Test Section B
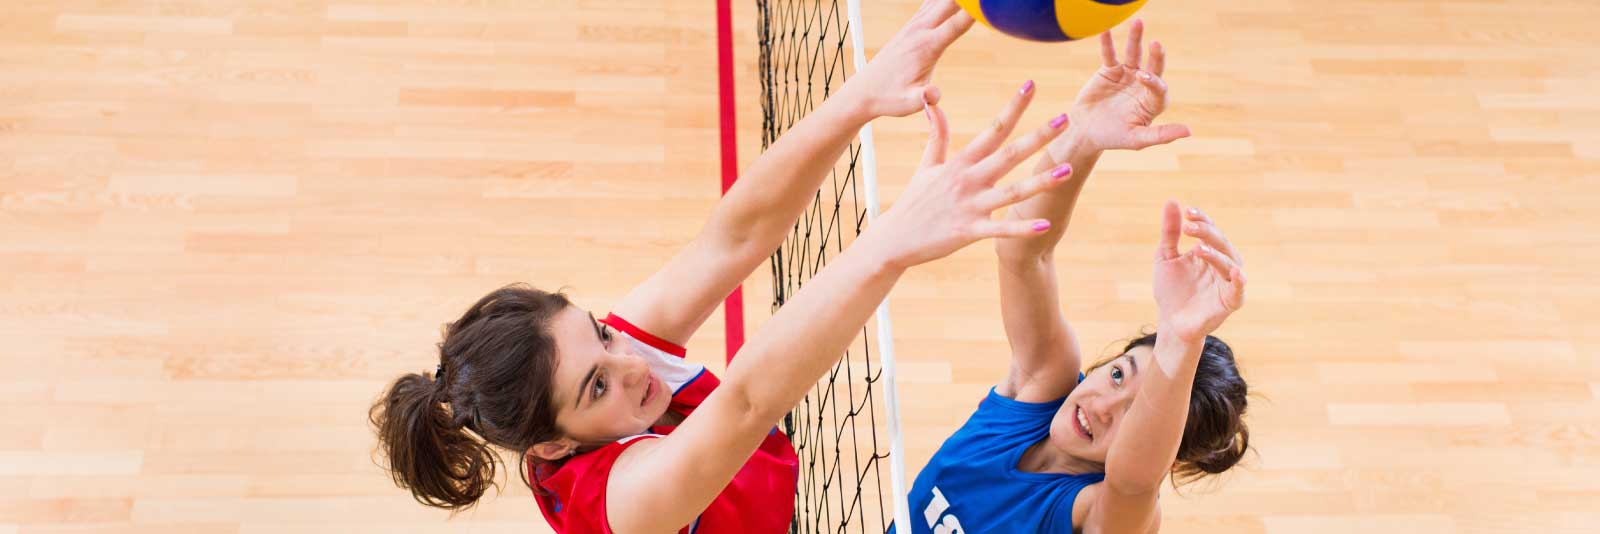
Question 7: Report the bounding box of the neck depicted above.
[1018,436,1103,475]
[653,409,685,428]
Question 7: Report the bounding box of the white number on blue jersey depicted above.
[924,487,965,534]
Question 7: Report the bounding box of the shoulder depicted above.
[1000,366,1084,404]
[970,387,1065,427]
[923,389,1061,470]
[536,435,663,533]
[1073,482,1101,530]
[601,435,675,531]
[604,434,666,493]
[563,434,664,492]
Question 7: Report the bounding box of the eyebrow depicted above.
[573,313,603,409]
[1124,353,1139,377]
[575,364,598,409]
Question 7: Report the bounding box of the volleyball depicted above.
[955,0,1149,42]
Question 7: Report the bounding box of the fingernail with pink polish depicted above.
[1051,163,1072,179]
[1033,221,1052,232]
[1019,80,1034,96]
[1049,114,1068,129]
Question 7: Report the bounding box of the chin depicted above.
[644,400,670,421]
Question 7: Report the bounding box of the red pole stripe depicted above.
[715,0,745,365]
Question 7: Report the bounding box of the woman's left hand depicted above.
[846,0,974,118]
[1153,201,1246,343]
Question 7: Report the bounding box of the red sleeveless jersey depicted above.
[532,313,798,533]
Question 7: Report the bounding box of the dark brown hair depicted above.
[369,284,570,510]
[1100,332,1250,486]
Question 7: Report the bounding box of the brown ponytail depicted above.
[369,284,571,510]
[369,372,501,509]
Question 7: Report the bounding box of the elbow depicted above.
[706,216,754,253]
[721,380,788,433]
[710,217,782,266]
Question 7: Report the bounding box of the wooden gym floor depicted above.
[1,1,1597,532]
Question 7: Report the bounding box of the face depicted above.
[1045,344,1154,466]
[543,305,672,456]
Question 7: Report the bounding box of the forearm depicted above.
[991,133,1103,395]
[721,227,904,425]
[990,134,1098,393]
[995,132,1101,261]
[630,232,902,531]
[704,82,873,254]
[1105,333,1204,495]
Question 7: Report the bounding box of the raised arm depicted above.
[1093,201,1246,533]
[608,92,1073,533]
[995,21,1191,402]
[610,0,976,346]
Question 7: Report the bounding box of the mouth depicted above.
[1072,406,1094,441]
[641,375,657,407]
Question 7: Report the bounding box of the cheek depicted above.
[609,397,640,422]
[616,396,654,427]
[1046,411,1075,446]
[584,404,630,439]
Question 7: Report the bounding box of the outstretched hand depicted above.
[1153,201,1246,342]
[1054,19,1191,158]
[872,82,1076,269]
[846,0,975,118]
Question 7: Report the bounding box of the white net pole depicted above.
[843,1,912,532]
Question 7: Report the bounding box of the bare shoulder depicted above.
[604,437,669,532]
[609,435,665,474]
[1071,482,1101,529]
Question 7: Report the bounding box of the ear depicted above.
[529,438,578,462]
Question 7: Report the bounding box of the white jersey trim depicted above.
[617,328,706,393]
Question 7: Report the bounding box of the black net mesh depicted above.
[758,1,893,533]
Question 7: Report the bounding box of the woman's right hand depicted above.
[871,83,1075,269]
[1152,201,1247,342]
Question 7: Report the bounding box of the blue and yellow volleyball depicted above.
[955,0,1148,42]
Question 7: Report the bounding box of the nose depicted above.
[1087,396,1115,428]
[622,353,649,388]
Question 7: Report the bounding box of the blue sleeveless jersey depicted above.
[896,384,1104,534]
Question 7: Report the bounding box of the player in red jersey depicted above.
[370,2,1078,532]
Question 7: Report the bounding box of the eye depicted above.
[600,325,613,345]
[592,373,607,399]
[1110,366,1124,387]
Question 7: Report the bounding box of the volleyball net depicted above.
[756,0,908,532]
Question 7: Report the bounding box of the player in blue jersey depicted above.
[903,21,1251,534]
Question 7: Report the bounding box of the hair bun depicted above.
[1195,426,1248,475]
